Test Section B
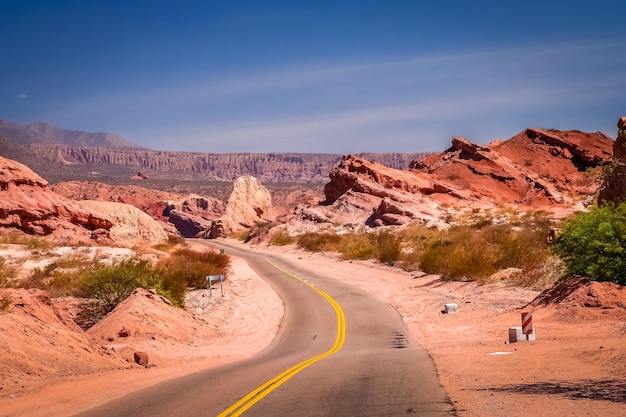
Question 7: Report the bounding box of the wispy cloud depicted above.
[16,92,28,99]
[158,83,611,152]
[44,40,626,152]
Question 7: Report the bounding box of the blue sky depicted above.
[1,1,625,153]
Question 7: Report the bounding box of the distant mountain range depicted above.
[0,120,142,149]
[0,120,431,184]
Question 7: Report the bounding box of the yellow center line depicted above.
[217,258,346,417]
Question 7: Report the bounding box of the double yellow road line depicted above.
[217,259,346,417]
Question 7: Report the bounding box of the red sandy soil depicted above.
[1,240,625,417]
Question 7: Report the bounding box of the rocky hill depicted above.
[0,155,168,244]
[296,128,614,229]
[0,120,141,149]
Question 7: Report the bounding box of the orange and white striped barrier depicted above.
[508,312,536,343]
[522,312,533,335]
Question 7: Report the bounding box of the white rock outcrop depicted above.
[206,176,272,238]
[82,200,168,243]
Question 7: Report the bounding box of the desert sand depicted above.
[1,239,625,417]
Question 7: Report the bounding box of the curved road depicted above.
[72,241,452,417]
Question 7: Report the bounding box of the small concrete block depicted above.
[444,303,458,314]
[526,327,536,341]
[508,327,525,343]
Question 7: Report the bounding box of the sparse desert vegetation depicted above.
[0,235,230,327]
[278,209,559,290]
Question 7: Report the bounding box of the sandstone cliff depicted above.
[309,128,613,228]
[81,201,168,244]
[0,156,113,241]
[51,181,180,222]
[598,117,626,204]
[164,195,225,237]
[0,119,431,183]
[206,176,273,238]
[25,143,428,183]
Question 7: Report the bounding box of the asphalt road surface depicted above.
[72,241,452,417]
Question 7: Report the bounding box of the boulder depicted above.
[82,200,168,244]
[133,351,149,366]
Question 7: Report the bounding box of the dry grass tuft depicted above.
[269,230,294,246]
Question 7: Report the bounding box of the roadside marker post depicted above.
[206,275,225,297]
[521,312,533,334]
[508,312,536,343]
[443,303,458,314]
[521,312,535,341]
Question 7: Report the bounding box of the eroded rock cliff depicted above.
[312,128,613,227]
[164,195,225,237]
[26,144,428,183]
[598,117,626,204]
[205,176,273,238]
[0,156,113,241]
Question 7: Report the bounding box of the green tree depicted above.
[552,203,626,285]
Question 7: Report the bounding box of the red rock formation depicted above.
[317,129,613,227]
[51,181,179,222]
[598,117,626,204]
[0,156,113,240]
[164,195,225,237]
[52,181,229,238]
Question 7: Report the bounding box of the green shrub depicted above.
[35,252,98,296]
[552,203,626,284]
[79,259,164,311]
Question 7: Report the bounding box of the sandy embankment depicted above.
[2,240,625,417]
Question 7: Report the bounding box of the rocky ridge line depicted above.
[26,143,430,183]
[301,128,613,228]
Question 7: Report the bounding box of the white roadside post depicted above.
[443,303,458,314]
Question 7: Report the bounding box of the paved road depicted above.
[72,241,452,417]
